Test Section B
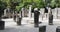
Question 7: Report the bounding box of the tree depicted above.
[16,0,32,11]
[0,0,7,17]
[32,0,45,8]
[1,0,20,11]
[50,0,60,8]
[50,0,56,9]
[16,0,46,11]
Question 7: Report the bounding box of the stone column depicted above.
[31,12,33,18]
[4,9,7,16]
[52,9,55,19]
[55,8,58,19]
[40,8,45,20]
[40,8,45,14]
[12,11,14,18]
[48,7,51,14]
[21,8,24,17]
[19,11,22,18]
[7,8,11,18]
[29,5,32,18]
[49,11,53,25]
[57,8,60,19]
[17,11,22,25]
[48,7,51,19]
[34,8,40,27]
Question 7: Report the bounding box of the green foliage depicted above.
[0,0,7,16]
[0,0,7,10]
[50,0,56,8]
[3,0,60,11]
[50,0,60,8]
[32,0,45,8]
[16,0,46,11]
[55,0,60,7]
[0,0,46,11]
[16,0,32,11]
[1,0,20,11]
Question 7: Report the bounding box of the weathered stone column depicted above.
[29,5,32,18]
[55,8,58,19]
[48,7,51,19]
[49,11,53,25]
[17,11,22,25]
[7,8,11,18]
[0,8,5,30]
[40,8,45,20]
[57,8,60,19]
[34,8,40,27]
[21,8,24,17]
[48,7,51,14]
[4,9,7,16]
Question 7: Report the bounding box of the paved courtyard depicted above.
[0,18,60,32]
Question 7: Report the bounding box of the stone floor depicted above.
[0,18,60,32]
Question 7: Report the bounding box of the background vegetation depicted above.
[0,0,60,11]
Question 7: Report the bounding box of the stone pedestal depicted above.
[56,26,60,32]
[17,18,22,25]
[39,26,46,32]
[49,14,53,25]
[0,21,5,30]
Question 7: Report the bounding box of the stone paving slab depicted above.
[1,18,60,32]
[0,21,39,32]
